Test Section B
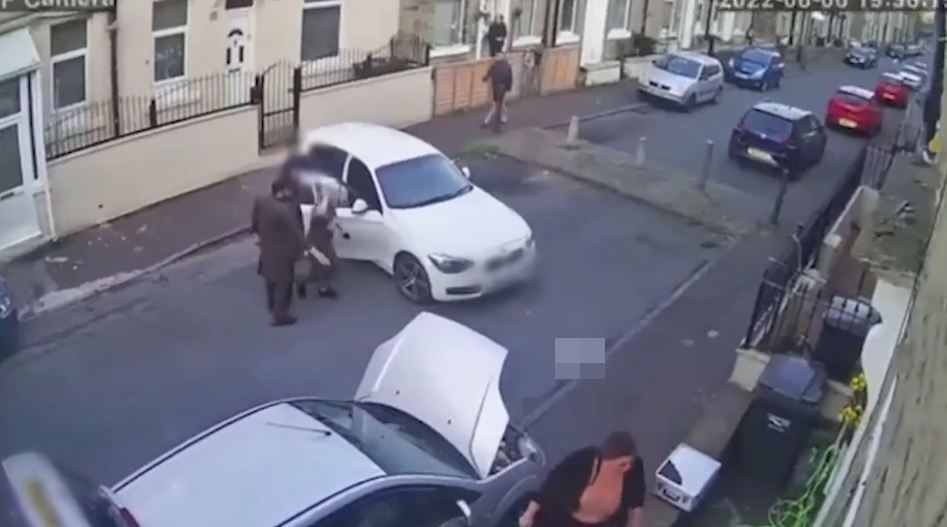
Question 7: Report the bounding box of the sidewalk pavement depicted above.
[0,82,644,319]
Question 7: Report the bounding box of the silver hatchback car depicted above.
[3,313,545,527]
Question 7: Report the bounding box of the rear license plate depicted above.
[746,147,773,163]
[838,118,857,128]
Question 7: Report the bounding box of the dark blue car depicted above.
[0,275,19,361]
[728,47,785,91]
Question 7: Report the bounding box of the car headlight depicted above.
[751,69,765,79]
[428,254,474,274]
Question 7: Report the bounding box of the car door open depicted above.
[335,156,391,264]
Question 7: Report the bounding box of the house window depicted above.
[301,0,341,61]
[513,0,539,38]
[0,78,19,118]
[50,19,87,110]
[559,0,577,32]
[432,0,465,47]
[607,0,632,32]
[153,0,188,83]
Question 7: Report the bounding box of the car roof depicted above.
[301,122,441,170]
[670,50,720,65]
[837,85,875,100]
[113,401,386,527]
[742,46,780,56]
[751,101,811,121]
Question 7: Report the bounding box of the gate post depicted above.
[255,73,265,152]
[292,66,302,136]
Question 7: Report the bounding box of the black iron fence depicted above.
[742,143,871,348]
[300,32,430,92]
[45,71,255,160]
[45,33,431,159]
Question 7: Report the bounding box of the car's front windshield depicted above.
[375,154,473,209]
[655,55,701,79]
[291,400,478,479]
[742,49,773,66]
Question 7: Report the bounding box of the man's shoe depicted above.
[318,287,338,299]
[272,315,298,327]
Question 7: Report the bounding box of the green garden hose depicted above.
[748,442,842,527]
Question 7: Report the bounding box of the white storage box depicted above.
[654,443,721,512]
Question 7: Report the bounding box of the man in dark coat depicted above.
[486,15,508,57]
[482,51,513,130]
[251,178,308,326]
[296,177,340,300]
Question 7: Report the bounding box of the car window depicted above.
[346,157,382,212]
[375,154,473,209]
[836,92,870,105]
[742,49,773,66]
[303,145,348,182]
[741,109,794,142]
[315,487,474,527]
[291,400,478,479]
[654,54,701,79]
[703,64,720,77]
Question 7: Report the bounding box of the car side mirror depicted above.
[352,199,369,214]
[460,166,472,179]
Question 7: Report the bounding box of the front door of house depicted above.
[0,75,40,251]
[225,0,254,73]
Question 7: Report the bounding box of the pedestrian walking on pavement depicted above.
[251,178,309,327]
[482,51,513,131]
[296,176,340,300]
[487,15,508,57]
[519,431,646,527]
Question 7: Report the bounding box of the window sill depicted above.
[557,32,580,45]
[512,35,542,48]
[429,44,471,58]
[607,29,632,40]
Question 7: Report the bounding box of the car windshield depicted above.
[742,49,773,66]
[742,109,794,142]
[375,154,473,209]
[655,55,702,79]
[291,400,478,479]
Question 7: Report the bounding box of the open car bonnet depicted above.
[354,312,510,479]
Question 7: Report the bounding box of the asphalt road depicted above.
[0,55,914,495]
[578,55,911,227]
[0,156,722,485]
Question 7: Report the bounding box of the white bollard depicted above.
[566,115,580,144]
[635,137,647,168]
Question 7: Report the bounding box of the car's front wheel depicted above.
[394,253,433,304]
[711,87,723,104]
[684,94,697,111]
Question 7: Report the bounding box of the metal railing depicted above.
[742,143,870,348]
[45,70,255,160]
[300,32,430,92]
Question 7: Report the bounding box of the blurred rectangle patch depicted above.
[555,338,606,379]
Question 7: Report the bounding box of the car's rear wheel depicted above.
[394,253,433,304]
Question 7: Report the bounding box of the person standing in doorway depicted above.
[518,431,647,527]
[487,15,508,57]
[251,178,309,327]
[482,51,513,131]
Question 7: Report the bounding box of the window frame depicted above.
[428,0,469,56]
[344,155,383,213]
[557,0,580,43]
[49,18,89,112]
[606,0,633,39]
[300,0,342,65]
[152,0,190,86]
[512,0,542,47]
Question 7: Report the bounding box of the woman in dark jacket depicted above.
[521,432,646,527]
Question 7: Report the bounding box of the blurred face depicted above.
[602,455,634,473]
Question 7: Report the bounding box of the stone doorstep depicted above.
[482,127,760,237]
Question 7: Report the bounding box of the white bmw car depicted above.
[296,123,536,303]
[3,313,546,527]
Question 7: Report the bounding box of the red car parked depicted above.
[826,85,883,135]
[874,73,909,108]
